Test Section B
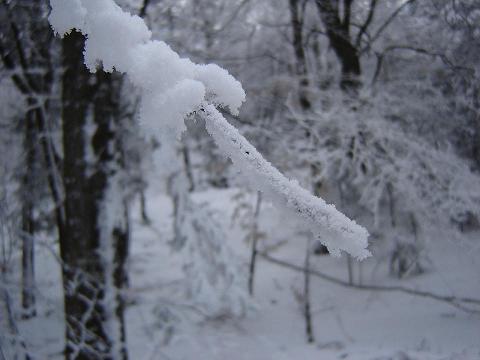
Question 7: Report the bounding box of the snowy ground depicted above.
[7,186,480,360]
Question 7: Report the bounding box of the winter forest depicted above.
[0,0,480,359]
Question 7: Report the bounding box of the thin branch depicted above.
[304,239,314,343]
[371,51,384,85]
[355,0,377,49]
[362,0,416,54]
[371,44,475,85]
[138,0,151,18]
[258,251,480,314]
[0,39,31,94]
[213,0,250,36]
[248,191,262,296]
[383,45,472,71]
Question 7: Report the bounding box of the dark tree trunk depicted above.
[21,109,36,319]
[248,192,262,296]
[304,238,314,343]
[60,31,128,360]
[289,0,311,109]
[182,145,195,192]
[139,0,151,18]
[140,189,150,225]
[1,5,128,357]
[314,0,361,91]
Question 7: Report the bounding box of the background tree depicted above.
[0,0,58,319]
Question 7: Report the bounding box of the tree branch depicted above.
[362,0,416,54]
[355,0,377,49]
[258,251,480,314]
[138,0,151,18]
[371,44,475,85]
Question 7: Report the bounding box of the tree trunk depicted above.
[314,0,361,91]
[304,238,314,343]
[140,189,150,225]
[289,0,311,109]
[21,108,36,319]
[248,191,262,296]
[60,31,128,360]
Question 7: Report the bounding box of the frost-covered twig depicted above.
[201,105,369,258]
[48,0,369,258]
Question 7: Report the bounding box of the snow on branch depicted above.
[202,105,369,258]
[48,0,370,259]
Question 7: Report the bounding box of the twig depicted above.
[138,0,151,18]
[371,45,474,85]
[258,251,480,314]
[362,0,417,54]
[355,0,377,49]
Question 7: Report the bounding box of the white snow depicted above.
[6,186,480,359]
[139,79,205,142]
[124,187,480,360]
[193,64,245,115]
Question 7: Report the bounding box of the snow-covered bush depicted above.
[301,90,480,264]
[181,197,248,318]
[166,153,248,318]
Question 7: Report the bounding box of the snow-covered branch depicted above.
[48,0,369,259]
[201,105,369,258]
